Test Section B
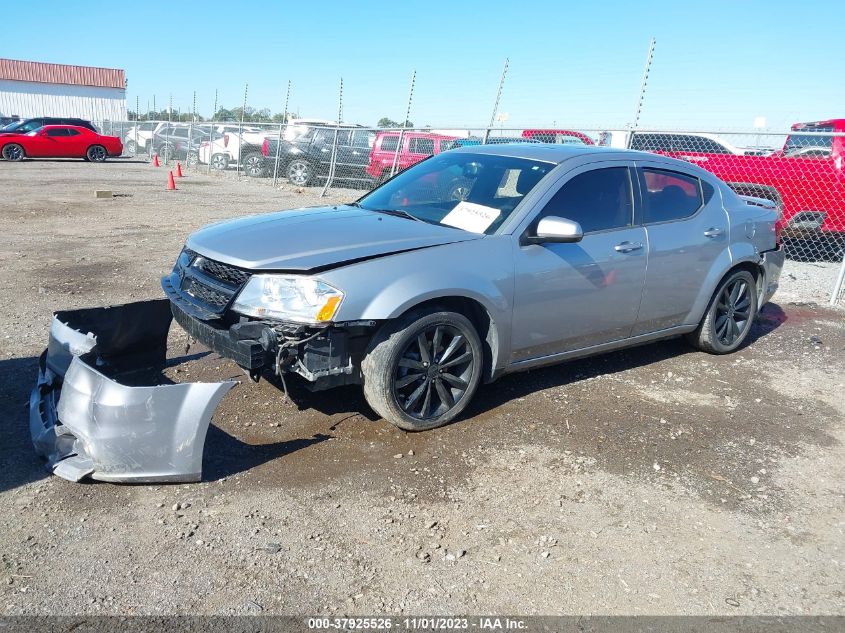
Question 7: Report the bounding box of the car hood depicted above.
[185,205,482,272]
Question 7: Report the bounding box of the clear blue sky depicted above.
[3,0,842,130]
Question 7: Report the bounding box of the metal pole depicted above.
[389,70,416,178]
[272,80,291,188]
[207,89,218,175]
[830,255,845,305]
[489,58,509,129]
[134,96,139,157]
[236,83,248,181]
[320,78,343,197]
[629,37,656,148]
[165,94,172,165]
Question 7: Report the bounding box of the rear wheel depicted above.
[86,145,107,162]
[2,143,24,161]
[362,310,483,431]
[125,140,137,155]
[187,151,199,167]
[687,270,758,354]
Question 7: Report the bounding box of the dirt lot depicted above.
[0,159,843,616]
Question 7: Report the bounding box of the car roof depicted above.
[376,130,454,140]
[446,142,714,171]
[38,124,92,132]
[447,142,618,162]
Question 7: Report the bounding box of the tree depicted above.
[377,117,414,128]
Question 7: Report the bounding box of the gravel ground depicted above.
[0,159,843,616]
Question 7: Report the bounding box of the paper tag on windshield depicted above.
[440,201,501,233]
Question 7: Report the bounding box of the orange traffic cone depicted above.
[176,162,183,177]
[153,153,160,167]
[166,171,177,191]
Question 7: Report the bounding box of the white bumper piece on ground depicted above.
[29,299,236,483]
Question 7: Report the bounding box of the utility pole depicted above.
[630,38,656,142]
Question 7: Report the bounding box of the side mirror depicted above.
[526,216,584,244]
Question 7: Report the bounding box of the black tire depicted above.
[287,159,312,186]
[210,153,229,170]
[86,145,107,162]
[242,151,267,178]
[687,270,758,354]
[187,151,199,167]
[159,143,176,162]
[125,140,137,155]
[362,309,483,431]
[2,143,25,161]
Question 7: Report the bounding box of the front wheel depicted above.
[86,145,107,162]
[687,270,758,354]
[242,152,267,177]
[362,310,483,431]
[187,151,199,167]
[2,143,25,161]
[125,140,137,155]
[287,159,312,186]
[210,153,229,170]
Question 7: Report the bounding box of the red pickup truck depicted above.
[648,119,845,258]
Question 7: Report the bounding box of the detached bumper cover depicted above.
[29,299,235,483]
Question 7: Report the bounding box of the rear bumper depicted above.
[760,246,785,305]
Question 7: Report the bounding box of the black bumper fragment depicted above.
[170,301,267,370]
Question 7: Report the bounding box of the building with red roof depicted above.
[0,58,127,121]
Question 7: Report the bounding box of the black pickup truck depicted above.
[259,125,375,187]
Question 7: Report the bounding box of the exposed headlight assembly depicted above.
[232,275,344,324]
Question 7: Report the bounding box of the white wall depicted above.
[0,80,127,120]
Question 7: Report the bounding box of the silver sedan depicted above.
[163,144,784,430]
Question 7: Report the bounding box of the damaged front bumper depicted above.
[30,299,235,483]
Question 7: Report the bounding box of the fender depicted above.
[321,237,515,372]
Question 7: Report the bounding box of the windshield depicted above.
[784,127,833,157]
[358,152,555,235]
[8,120,49,134]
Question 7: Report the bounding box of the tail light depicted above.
[223,133,229,148]
[200,141,209,148]
[262,138,269,157]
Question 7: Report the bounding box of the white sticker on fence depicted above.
[441,201,501,233]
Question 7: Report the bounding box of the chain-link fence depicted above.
[92,119,845,304]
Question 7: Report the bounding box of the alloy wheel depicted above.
[88,146,106,162]
[288,160,310,185]
[3,144,23,161]
[714,278,752,346]
[392,324,474,421]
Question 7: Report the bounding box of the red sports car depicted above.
[0,125,123,162]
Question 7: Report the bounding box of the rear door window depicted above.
[409,138,435,155]
[640,168,703,224]
[379,136,400,152]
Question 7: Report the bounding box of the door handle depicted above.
[703,228,724,238]
[614,241,643,253]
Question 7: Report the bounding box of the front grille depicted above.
[184,249,251,287]
[182,278,230,308]
[172,248,253,316]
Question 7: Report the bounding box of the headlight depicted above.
[232,275,343,324]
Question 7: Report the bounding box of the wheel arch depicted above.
[685,248,765,326]
[384,295,500,383]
